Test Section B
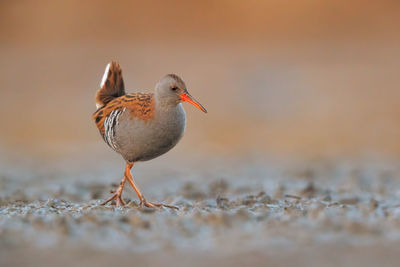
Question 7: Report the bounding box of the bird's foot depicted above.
[139,198,178,210]
[101,178,127,206]
[101,192,126,206]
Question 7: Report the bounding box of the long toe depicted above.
[101,194,117,205]
[101,193,126,207]
[116,196,126,206]
[141,199,178,210]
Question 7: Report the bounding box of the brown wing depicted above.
[92,93,155,136]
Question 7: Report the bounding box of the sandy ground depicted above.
[1,152,400,266]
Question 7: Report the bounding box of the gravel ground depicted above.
[1,155,400,266]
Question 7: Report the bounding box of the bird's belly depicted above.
[115,105,186,162]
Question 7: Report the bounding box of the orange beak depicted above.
[180,93,207,113]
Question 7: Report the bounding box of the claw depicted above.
[139,197,179,210]
[101,192,125,206]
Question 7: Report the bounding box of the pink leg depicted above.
[102,175,127,206]
[124,162,178,210]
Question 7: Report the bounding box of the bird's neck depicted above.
[155,95,180,112]
[154,102,186,126]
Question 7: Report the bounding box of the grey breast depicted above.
[114,103,186,162]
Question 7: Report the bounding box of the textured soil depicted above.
[1,155,400,266]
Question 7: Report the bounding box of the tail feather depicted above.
[95,61,125,109]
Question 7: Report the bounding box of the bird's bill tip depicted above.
[180,93,207,113]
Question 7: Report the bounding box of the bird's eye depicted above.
[171,86,178,91]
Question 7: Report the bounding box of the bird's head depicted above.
[155,74,207,113]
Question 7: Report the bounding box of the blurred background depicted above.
[2,1,400,266]
[1,0,399,161]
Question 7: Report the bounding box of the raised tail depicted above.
[95,61,126,109]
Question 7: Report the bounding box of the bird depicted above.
[92,61,207,209]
